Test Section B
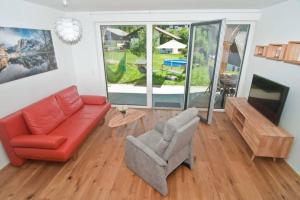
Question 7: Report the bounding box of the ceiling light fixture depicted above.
[54,0,82,45]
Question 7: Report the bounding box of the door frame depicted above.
[184,19,226,124]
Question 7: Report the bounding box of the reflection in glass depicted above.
[217,24,250,108]
[188,23,221,115]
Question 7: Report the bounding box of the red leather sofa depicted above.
[0,86,111,166]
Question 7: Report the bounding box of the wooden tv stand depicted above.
[225,97,294,161]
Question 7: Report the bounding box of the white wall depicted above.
[67,10,261,96]
[241,0,300,174]
[0,0,76,169]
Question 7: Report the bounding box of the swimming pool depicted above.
[163,59,187,67]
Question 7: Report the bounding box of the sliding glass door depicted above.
[100,25,147,106]
[185,20,225,123]
[99,21,249,119]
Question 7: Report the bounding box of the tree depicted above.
[129,28,146,57]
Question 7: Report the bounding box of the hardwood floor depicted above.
[0,109,299,200]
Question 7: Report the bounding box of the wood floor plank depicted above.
[0,109,299,200]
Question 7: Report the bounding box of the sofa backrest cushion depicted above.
[55,86,83,117]
[22,95,66,135]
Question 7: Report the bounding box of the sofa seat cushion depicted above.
[55,86,84,117]
[14,104,111,161]
[11,135,67,149]
[22,96,66,135]
[72,104,111,120]
[14,117,97,161]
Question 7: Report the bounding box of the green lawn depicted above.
[104,51,211,87]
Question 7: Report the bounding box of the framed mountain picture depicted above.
[0,27,58,84]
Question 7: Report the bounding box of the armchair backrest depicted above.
[161,108,199,160]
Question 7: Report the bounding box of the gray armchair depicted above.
[125,108,199,196]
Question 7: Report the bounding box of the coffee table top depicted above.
[108,109,146,128]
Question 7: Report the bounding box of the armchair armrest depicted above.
[125,135,167,167]
[11,135,67,149]
[81,95,107,105]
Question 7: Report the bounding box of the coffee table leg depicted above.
[140,117,146,132]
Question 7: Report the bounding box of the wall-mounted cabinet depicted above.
[284,41,300,65]
[255,41,300,66]
[265,44,287,60]
[254,45,268,57]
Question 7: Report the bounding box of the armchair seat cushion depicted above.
[11,135,67,149]
[138,130,169,156]
[154,121,165,133]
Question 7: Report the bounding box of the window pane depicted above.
[152,24,189,108]
[100,25,147,106]
[216,24,250,109]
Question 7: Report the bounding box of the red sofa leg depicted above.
[10,157,27,167]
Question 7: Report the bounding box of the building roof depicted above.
[154,27,181,40]
[156,39,187,49]
[106,28,129,37]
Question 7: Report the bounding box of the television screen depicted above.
[248,74,289,125]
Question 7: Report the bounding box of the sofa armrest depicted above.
[81,95,107,105]
[154,121,166,134]
[11,135,67,149]
[125,135,167,167]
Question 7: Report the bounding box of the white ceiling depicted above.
[25,0,286,12]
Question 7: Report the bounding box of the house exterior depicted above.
[156,39,187,54]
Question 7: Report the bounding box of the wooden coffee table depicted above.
[108,109,146,139]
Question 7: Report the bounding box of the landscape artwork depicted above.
[0,27,57,84]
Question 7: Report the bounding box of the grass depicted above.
[104,51,215,87]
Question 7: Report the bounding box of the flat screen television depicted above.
[248,74,289,125]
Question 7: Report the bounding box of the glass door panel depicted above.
[185,20,225,123]
[152,24,190,108]
[100,25,147,106]
[216,24,250,108]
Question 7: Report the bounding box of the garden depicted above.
[104,51,211,87]
[102,25,212,88]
